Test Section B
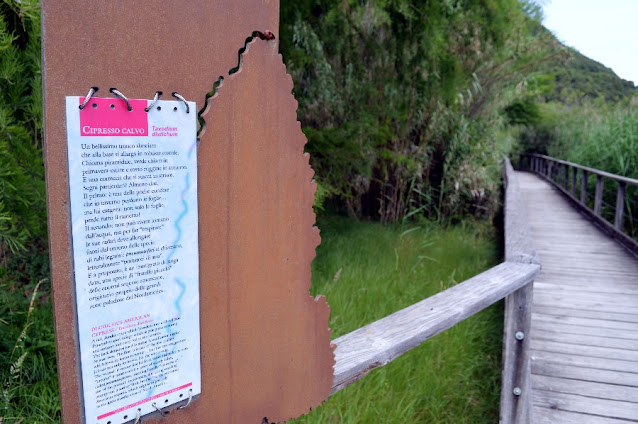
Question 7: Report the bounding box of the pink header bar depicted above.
[79,97,148,137]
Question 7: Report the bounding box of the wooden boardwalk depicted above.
[517,171,638,423]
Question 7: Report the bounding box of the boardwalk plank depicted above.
[532,359,638,387]
[531,338,638,361]
[533,406,638,424]
[533,295,638,315]
[532,374,638,403]
[532,313,638,331]
[531,320,638,341]
[517,171,638,422]
[532,305,638,324]
[533,330,638,350]
[534,292,638,309]
[533,389,638,421]
[530,350,638,373]
[533,281,638,297]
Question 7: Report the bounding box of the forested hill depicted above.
[510,26,638,180]
[544,45,637,104]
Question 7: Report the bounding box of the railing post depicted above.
[500,282,534,424]
[615,181,626,231]
[536,158,540,175]
[563,164,569,190]
[594,175,604,216]
[536,157,540,174]
[580,170,588,205]
[571,166,577,196]
[547,161,553,181]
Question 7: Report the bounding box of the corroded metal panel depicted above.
[42,1,334,422]
[193,39,334,423]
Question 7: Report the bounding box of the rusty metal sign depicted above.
[42,1,334,422]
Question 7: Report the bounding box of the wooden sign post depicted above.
[42,1,335,422]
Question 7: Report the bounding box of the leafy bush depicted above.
[0,0,47,264]
[281,0,555,222]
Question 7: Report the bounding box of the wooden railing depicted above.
[329,158,540,424]
[520,154,638,255]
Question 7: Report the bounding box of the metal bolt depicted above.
[513,387,522,396]
[515,331,525,341]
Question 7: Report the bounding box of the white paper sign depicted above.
[66,96,201,423]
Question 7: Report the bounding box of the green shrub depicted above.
[281,0,555,222]
[0,0,46,264]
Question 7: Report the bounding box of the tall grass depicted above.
[0,278,60,423]
[0,216,502,423]
[544,102,638,238]
[294,216,502,423]
[547,103,638,179]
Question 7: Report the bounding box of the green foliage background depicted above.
[3,0,637,421]
[280,0,556,222]
[0,0,563,259]
[0,0,46,260]
[1,4,56,421]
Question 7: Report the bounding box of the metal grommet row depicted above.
[171,92,189,114]
[133,408,141,424]
[178,389,193,409]
[113,389,193,423]
[78,87,190,113]
[144,91,163,112]
[152,402,168,416]
[79,86,98,110]
[109,88,132,111]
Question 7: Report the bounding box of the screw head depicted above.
[515,331,525,341]
[513,387,522,396]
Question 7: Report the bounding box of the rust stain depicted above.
[194,39,334,423]
[42,1,334,423]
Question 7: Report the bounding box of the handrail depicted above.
[522,153,638,186]
[527,154,638,187]
[331,262,539,393]
[520,153,638,255]
[499,158,539,424]
[503,158,540,265]
[327,159,539,424]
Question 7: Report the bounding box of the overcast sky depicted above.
[542,0,638,85]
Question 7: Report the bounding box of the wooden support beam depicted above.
[615,181,626,231]
[500,283,534,424]
[581,170,588,205]
[594,175,604,216]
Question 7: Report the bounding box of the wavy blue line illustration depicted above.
[146,169,191,397]
[187,138,197,159]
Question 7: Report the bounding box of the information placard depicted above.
[66,96,201,423]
